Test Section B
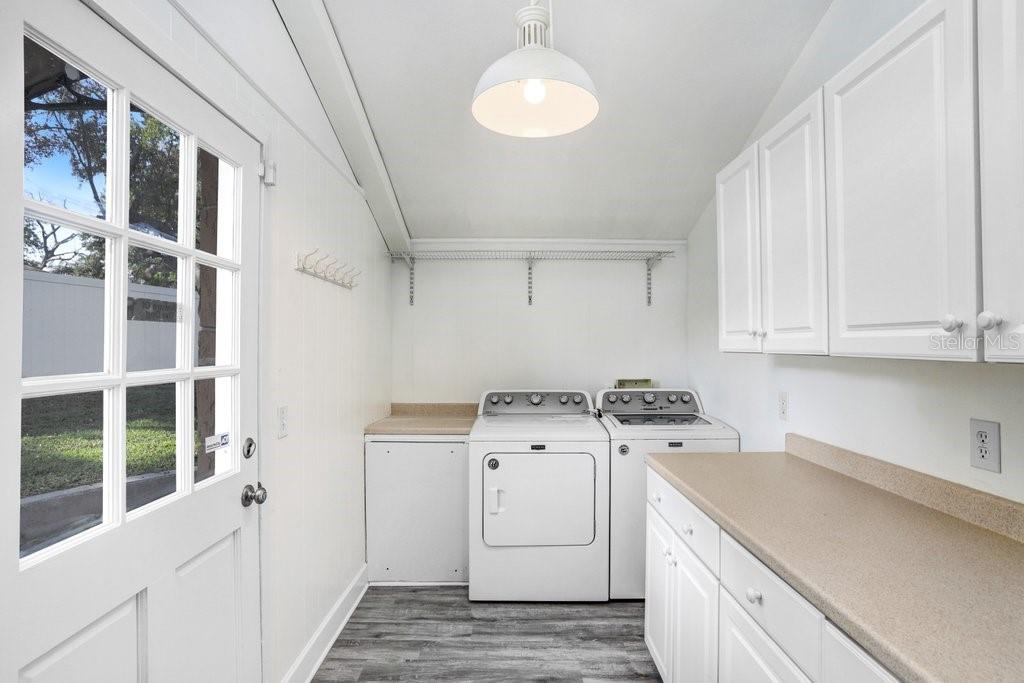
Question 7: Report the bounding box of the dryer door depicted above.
[482,452,595,547]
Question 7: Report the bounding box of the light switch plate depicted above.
[970,418,1000,473]
[277,405,289,439]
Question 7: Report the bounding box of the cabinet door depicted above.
[978,0,1024,362]
[719,589,811,683]
[671,537,718,683]
[822,622,897,683]
[717,143,763,352]
[824,0,980,360]
[644,504,674,681]
[759,90,828,355]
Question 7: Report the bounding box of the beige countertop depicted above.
[648,444,1024,683]
[364,403,476,436]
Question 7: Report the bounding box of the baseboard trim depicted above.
[283,563,368,683]
[369,581,468,587]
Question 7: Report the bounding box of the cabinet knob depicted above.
[745,588,763,604]
[682,524,694,536]
[940,314,964,333]
[653,493,662,503]
[758,330,767,338]
[749,329,758,337]
[977,311,1003,331]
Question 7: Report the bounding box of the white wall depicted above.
[80,0,392,679]
[686,0,1024,504]
[392,239,687,402]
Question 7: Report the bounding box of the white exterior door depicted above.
[824,0,979,361]
[671,537,718,683]
[2,0,263,680]
[759,90,828,355]
[644,505,674,682]
[977,0,1024,363]
[716,143,763,352]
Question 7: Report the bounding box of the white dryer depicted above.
[597,388,738,599]
[468,390,609,602]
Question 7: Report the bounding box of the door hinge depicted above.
[258,161,277,187]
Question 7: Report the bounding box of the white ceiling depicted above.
[324,0,830,240]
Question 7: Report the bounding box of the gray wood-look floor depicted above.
[312,586,659,682]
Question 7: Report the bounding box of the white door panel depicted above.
[672,537,719,683]
[482,452,595,547]
[644,504,674,682]
[824,0,979,360]
[719,589,811,683]
[717,143,762,352]
[978,0,1024,362]
[760,90,828,355]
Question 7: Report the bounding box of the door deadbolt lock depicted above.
[241,482,268,507]
[243,437,257,459]
[487,458,500,470]
[618,444,630,455]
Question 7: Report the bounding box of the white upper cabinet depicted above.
[759,90,828,355]
[977,0,1024,363]
[716,144,762,352]
[824,0,980,360]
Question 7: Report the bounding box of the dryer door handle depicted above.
[487,487,505,514]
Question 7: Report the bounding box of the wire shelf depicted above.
[389,249,674,262]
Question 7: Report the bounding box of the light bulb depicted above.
[522,79,547,104]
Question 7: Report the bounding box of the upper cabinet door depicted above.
[824,0,980,360]
[978,0,1024,363]
[759,91,828,355]
[717,144,763,352]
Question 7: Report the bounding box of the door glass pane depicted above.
[126,383,177,512]
[21,391,104,557]
[127,246,178,372]
[195,265,232,367]
[23,37,109,219]
[196,147,235,257]
[129,106,180,242]
[23,217,106,377]
[194,377,232,485]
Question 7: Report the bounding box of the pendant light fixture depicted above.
[472,0,599,138]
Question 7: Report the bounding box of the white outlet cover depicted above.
[970,418,1000,473]
[277,405,289,439]
[778,391,789,422]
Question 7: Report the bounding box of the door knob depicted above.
[241,482,268,507]
[940,314,964,333]
[977,311,1003,331]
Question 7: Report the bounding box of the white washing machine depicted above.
[468,390,610,602]
[597,388,739,599]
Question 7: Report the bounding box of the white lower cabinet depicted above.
[645,466,896,682]
[719,588,810,683]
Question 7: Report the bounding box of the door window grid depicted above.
[20,32,244,564]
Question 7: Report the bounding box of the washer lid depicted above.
[600,412,738,441]
[470,414,609,442]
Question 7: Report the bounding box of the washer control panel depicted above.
[480,390,593,415]
[598,389,702,414]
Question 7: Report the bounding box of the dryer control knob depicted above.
[607,394,617,403]
[667,394,678,403]
[681,393,692,403]
[489,395,500,404]
[503,394,513,404]
[572,394,583,404]
[559,394,569,404]
[620,394,632,403]
[643,392,656,404]
[529,393,543,406]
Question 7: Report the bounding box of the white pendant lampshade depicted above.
[472,3,598,138]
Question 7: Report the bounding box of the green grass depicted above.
[21,386,177,497]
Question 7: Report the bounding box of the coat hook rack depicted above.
[295,248,360,289]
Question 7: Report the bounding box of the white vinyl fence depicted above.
[23,270,177,376]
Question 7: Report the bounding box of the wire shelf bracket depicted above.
[389,248,674,306]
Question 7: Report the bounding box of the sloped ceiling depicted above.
[323,0,830,239]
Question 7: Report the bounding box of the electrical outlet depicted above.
[778,391,789,422]
[970,418,1000,473]
[277,405,289,439]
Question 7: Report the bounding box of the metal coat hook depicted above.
[295,249,359,289]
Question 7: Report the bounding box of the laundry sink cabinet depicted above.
[644,468,895,683]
